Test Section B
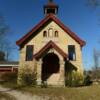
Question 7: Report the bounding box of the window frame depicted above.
[55,31,59,37]
[43,31,47,37]
[47,8,56,14]
[48,28,53,37]
[68,45,76,61]
[26,45,34,61]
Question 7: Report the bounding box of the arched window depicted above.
[43,31,47,37]
[55,31,58,37]
[48,28,53,37]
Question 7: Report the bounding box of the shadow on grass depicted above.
[0,92,16,100]
[0,81,28,92]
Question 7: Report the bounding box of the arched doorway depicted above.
[42,53,60,82]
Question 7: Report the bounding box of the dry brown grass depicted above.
[0,92,16,100]
[0,78,100,100]
[18,85,100,100]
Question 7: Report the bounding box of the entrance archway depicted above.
[42,53,60,81]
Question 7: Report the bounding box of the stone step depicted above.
[47,73,60,85]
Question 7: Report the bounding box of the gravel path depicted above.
[0,86,50,100]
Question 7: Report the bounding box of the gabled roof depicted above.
[33,41,67,60]
[16,14,85,47]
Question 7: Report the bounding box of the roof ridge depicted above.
[16,14,85,47]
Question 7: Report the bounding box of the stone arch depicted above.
[41,52,60,81]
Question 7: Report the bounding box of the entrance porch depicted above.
[36,52,65,86]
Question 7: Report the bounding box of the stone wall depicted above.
[17,21,84,86]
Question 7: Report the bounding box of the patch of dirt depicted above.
[0,86,65,100]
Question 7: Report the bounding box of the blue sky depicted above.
[0,0,100,70]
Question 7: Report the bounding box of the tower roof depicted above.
[45,0,58,7]
[44,0,58,15]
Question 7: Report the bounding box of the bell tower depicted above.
[44,0,58,15]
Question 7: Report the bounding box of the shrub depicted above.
[72,71,84,87]
[19,67,37,86]
[84,75,92,86]
[20,72,37,85]
[65,72,72,87]
[41,81,48,88]
[0,72,17,82]
[65,71,83,87]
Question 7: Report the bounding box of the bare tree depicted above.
[93,48,99,69]
[0,15,9,43]
[87,0,100,8]
[0,15,15,61]
[0,51,5,61]
[90,48,100,80]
